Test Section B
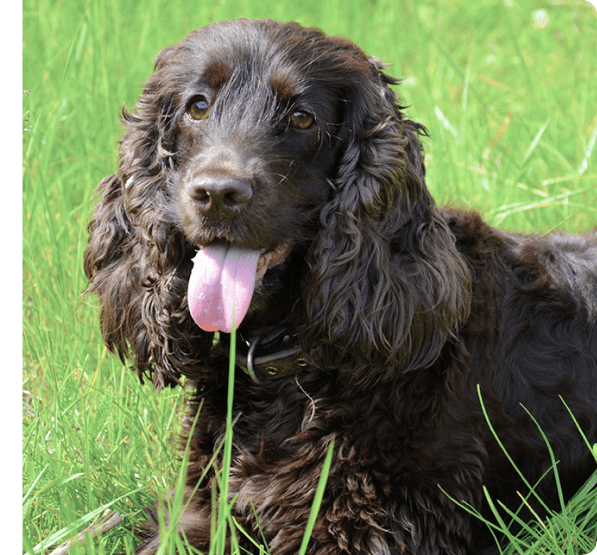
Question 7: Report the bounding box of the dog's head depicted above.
[85,19,470,388]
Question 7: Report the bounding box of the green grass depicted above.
[441,390,597,555]
[22,0,597,553]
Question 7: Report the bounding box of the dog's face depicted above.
[173,42,341,252]
[153,21,363,332]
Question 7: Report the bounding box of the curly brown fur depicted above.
[84,19,597,554]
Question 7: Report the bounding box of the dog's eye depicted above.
[289,110,315,130]
[188,96,210,121]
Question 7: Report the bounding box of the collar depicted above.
[219,326,311,384]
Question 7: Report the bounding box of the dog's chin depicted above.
[244,243,301,325]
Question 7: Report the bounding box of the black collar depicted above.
[220,326,311,384]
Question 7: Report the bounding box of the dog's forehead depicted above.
[182,34,308,99]
[173,19,370,100]
[200,51,301,102]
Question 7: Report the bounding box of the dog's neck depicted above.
[219,325,311,384]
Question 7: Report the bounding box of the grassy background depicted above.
[22,0,597,553]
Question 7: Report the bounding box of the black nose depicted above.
[187,177,252,219]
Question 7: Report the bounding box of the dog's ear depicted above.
[84,47,213,389]
[302,58,471,384]
[84,172,212,389]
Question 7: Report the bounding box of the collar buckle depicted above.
[223,327,310,384]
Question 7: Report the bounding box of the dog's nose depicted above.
[187,177,252,219]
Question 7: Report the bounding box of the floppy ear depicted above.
[84,47,213,389]
[302,59,471,383]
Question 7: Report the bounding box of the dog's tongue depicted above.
[188,243,261,333]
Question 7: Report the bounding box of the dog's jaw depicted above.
[255,242,294,282]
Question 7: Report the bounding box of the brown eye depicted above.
[289,110,315,130]
[188,96,210,120]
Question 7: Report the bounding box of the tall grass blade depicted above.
[297,438,335,555]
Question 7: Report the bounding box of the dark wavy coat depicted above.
[84,19,597,555]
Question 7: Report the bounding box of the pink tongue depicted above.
[188,243,261,333]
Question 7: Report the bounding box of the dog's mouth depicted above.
[187,241,292,333]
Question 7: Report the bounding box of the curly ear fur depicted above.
[302,59,472,382]
[84,47,213,388]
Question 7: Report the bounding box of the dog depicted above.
[84,18,597,554]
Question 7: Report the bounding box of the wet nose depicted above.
[187,176,252,219]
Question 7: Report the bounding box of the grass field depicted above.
[22,0,597,553]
